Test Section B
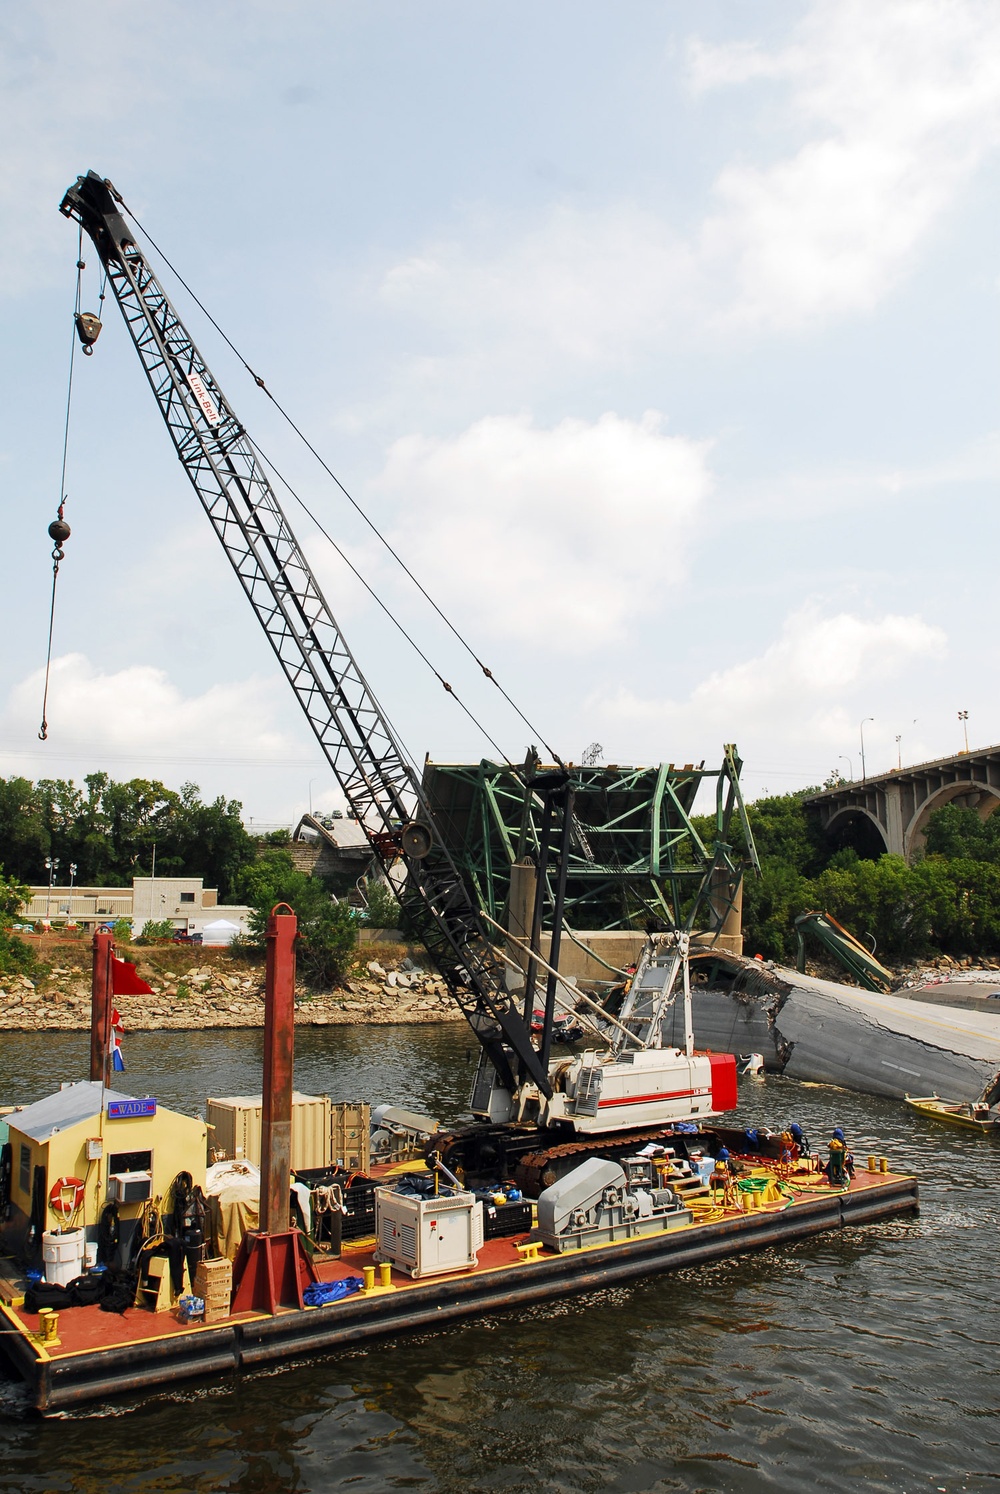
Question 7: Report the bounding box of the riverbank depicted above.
[6,933,999,1034]
[0,943,463,1032]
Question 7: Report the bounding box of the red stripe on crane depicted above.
[597,1088,706,1108]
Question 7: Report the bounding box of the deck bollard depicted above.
[37,1309,61,1347]
[379,1262,392,1288]
[363,1265,375,1291]
[867,1155,877,1173]
[879,1157,889,1173]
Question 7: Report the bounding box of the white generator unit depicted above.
[374,1186,483,1279]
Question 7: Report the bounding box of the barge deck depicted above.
[1,1164,917,1414]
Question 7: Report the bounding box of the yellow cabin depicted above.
[2,1081,206,1261]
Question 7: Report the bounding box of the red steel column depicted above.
[90,930,114,1082]
[259,905,297,1235]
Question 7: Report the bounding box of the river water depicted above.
[0,1025,996,1494]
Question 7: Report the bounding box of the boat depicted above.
[904,1095,1000,1133]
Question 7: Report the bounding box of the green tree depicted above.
[137,919,176,944]
[810,855,930,963]
[0,865,35,975]
[0,777,48,878]
[741,790,828,876]
[237,851,358,986]
[913,856,1000,955]
[165,783,256,901]
[740,862,812,962]
[923,803,1000,864]
[361,880,402,929]
[0,772,256,899]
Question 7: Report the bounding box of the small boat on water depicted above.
[905,1095,1000,1133]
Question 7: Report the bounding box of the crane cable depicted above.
[112,192,566,771]
[38,233,84,741]
[243,429,514,770]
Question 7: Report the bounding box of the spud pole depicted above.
[89,929,114,1083]
[259,904,297,1235]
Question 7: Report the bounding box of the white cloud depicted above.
[714,432,1000,524]
[594,606,947,761]
[373,411,711,646]
[380,204,691,368]
[691,0,1000,329]
[2,654,303,768]
[0,2,282,295]
[380,1,1000,371]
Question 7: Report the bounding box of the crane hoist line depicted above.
[59,168,549,1102]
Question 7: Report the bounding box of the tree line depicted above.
[727,793,1000,965]
[0,773,387,986]
[4,770,995,977]
[0,773,258,903]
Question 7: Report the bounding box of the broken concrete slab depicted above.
[660,957,1000,1105]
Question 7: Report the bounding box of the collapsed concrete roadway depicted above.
[657,955,1000,1106]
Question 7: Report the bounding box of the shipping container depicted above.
[206,1093,331,1170]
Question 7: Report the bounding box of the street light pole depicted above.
[308,777,319,816]
[69,862,77,891]
[44,856,59,920]
[838,755,854,782]
[895,736,902,770]
[958,710,969,754]
[860,718,874,782]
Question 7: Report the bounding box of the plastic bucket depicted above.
[42,1228,84,1286]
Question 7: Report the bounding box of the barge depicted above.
[1,1158,917,1415]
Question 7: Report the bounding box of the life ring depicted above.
[48,1175,86,1222]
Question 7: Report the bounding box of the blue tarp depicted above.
[303,1276,364,1307]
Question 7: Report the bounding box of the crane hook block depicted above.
[74,312,102,355]
[48,516,71,559]
[401,822,433,860]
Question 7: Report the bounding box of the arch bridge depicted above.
[804,745,1000,863]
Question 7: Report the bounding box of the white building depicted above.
[22,876,251,943]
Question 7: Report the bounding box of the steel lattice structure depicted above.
[423,748,757,932]
[61,170,548,1096]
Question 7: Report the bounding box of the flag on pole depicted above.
[111,956,153,997]
[109,1007,125,1072]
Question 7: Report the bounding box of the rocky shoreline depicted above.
[0,954,463,1032]
[5,940,996,1035]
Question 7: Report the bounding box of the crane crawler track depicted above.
[513,1126,700,1195]
[434,1122,702,1197]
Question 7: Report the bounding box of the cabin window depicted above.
[179,892,195,903]
[19,1144,30,1195]
[108,1149,152,1176]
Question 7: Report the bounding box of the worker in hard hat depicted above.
[824,1127,855,1185]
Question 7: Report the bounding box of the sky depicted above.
[2,0,998,828]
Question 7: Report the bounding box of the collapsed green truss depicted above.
[422,746,758,932]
